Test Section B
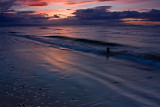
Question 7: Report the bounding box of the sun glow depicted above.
[122,18,160,26]
[35,9,75,19]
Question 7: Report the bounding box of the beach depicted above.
[0,26,160,107]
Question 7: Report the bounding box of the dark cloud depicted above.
[73,6,160,21]
[144,9,160,21]
[72,6,112,20]
[53,14,60,18]
[0,0,15,11]
[0,10,51,25]
[0,0,50,25]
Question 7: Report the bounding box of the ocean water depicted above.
[2,25,160,66]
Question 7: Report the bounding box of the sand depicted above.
[0,31,160,107]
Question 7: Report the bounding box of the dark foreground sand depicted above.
[0,31,160,107]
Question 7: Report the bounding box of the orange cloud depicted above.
[19,0,63,6]
[27,1,48,6]
[19,0,48,6]
[122,18,160,26]
[66,0,116,5]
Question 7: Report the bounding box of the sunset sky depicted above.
[0,0,160,25]
[5,0,160,17]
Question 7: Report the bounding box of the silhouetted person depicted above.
[106,47,110,59]
[107,47,110,54]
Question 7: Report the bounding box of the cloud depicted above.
[72,6,113,20]
[0,0,16,11]
[0,0,157,13]
[0,4,160,26]
[145,9,160,21]
[0,0,51,10]
[25,1,48,6]
[66,0,116,5]
[73,6,160,21]
[53,14,60,18]
[0,10,52,25]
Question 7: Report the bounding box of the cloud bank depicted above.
[0,4,160,25]
[73,7,160,21]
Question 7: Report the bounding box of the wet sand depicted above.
[0,32,160,107]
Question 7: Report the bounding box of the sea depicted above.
[2,25,160,67]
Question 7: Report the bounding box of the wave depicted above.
[115,51,160,66]
[11,34,160,67]
[47,36,122,46]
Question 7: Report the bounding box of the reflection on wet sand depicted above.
[38,47,76,75]
[33,44,160,107]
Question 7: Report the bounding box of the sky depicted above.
[0,0,160,25]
